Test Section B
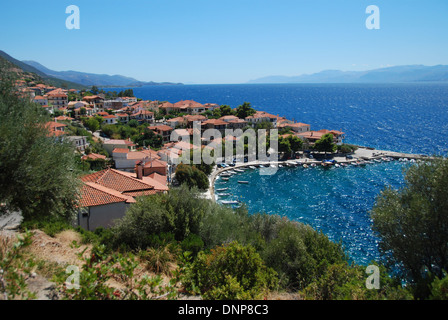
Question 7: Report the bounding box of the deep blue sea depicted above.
[127,83,448,265]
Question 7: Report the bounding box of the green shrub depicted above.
[21,217,73,237]
[182,241,278,300]
[139,245,176,276]
[59,244,178,300]
[106,185,208,250]
[301,263,412,300]
[260,220,346,290]
[180,234,204,256]
[429,273,448,300]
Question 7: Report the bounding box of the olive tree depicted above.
[371,158,448,299]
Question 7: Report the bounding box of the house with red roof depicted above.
[77,168,169,230]
[102,114,118,124]
[174,100,206,114]
[130,109,154,124]
[149,125,173,143]
[46,121,67,137]
[112,148,161,172]
[102,139,136,155]
[245,111,278,128]
[33,96,48,107]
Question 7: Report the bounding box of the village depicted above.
[15,81,348,231]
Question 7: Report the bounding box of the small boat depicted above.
[249,166,256,169]
[217,193,231,197]
[238,181,249,184]
[221,200,240,205]
[221,178,229,181]
[234,169,244,172]
[303,164,309,168]
[216,188,229,192]
[220,173,232,177]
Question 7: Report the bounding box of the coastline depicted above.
[204,146,433,202]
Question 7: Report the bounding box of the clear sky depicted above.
[1,0,447,84]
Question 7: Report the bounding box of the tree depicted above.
[109,185,208,249]
[0,74,80,221]
[371,158,448,299]
[175,164,209,190]
[278,137,292,155]
[217,105,234,117]
[132,127,163,149]
[235,102,256,119]
[82,117,100,132]
[182,241,278,299]
[313,133,336,154]
[90,86,99,95]
[287,135,303,154]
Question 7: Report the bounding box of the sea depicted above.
[125,83,448,265]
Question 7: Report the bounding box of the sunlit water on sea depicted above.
[126,83,448,264]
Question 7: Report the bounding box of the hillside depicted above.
[0,50,87,90]
[249,65,448,84]
[22,60,183,87]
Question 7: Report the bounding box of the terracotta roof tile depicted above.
[79,182,136,207]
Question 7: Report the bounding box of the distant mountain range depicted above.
[0,50,87,90]
[22,60,183,88]
[248,65,448,84]
[0,50,182,88]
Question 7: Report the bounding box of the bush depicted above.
[337,144,358,154]
[21,217,73,237]
[105,186,208,250]
[182,241,278,300]
[175,164,209,190]
[301,263,412,300]
[261,221,346,289]
[429,273,448,300]
[180,234,204,256]
[139,245,176,276]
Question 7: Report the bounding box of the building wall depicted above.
[77,202,130,231]
[114,158,140,171]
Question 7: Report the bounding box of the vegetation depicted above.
[235,102,256,119]
[371,157,448,299]
[59,244,178,300]
[90,186,423,300]
[337,143,358,154]
[0,232,36,300]
[174,164,210,190]
[182,241,278,299]
[101,123,163,149]
[313,133,337,154]
[0,75,80,221]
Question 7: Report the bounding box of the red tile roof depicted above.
[79,182,136,207]
[112,148,130,154]
[82,153,107,161]
[149,125,173,132]
[202,119,228,126]
[81,168,167,196]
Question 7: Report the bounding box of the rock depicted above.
[26,275,60,300]
[0,211,22,231]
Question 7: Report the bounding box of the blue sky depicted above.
[1,0,447,84]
